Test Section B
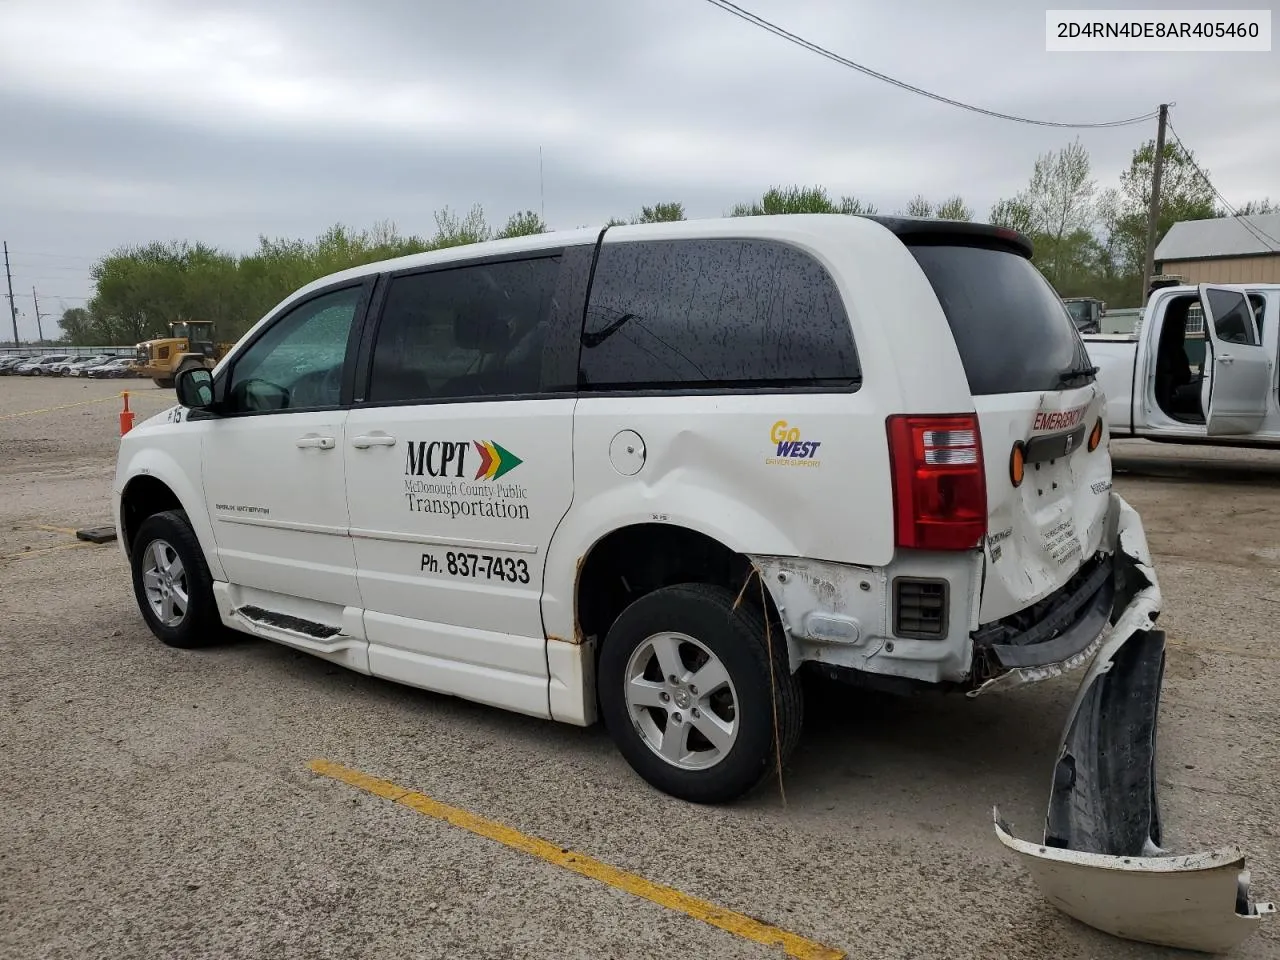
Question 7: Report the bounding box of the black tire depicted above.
[130,509,223,649]
[598,583,803,804]
[174,359,204,380]
[153,378,174,388]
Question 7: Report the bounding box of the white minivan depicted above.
[114,214,1157,801]
[116,216,1280,947]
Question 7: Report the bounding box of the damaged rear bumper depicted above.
[995,493,1274,953]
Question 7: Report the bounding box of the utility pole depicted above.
[3,242,18,346]
[1141,103,1169,304]
[31,287,45,343]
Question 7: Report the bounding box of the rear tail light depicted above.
[887,414,987,551]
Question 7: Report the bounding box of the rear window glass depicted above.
[907,244,1094,396]
[579,238,860,391]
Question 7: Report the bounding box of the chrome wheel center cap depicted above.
[673,689,691,709]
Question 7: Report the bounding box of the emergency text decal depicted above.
[1032,404,1089,433]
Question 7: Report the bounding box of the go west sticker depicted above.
[766,420,822,467]
[404,440,530,520]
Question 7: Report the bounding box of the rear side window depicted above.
[368,257,560,403]
[579,238,859,390]
[907,244,1094,395]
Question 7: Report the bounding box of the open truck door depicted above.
[1198,284,1271,436]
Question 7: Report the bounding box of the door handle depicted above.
[295,436,336,450]
[351,435,397,449]
[1220,355,1235,364]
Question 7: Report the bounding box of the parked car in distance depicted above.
[63,355,115,376]
[14,354,72,375]
[51,354,105,375]
[86,357,139,379]
[0,356,32,374]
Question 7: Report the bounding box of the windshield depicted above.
[907,243,1095,395]
[1065,301,1090,322]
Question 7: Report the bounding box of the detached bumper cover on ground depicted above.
[995,494,1275,954]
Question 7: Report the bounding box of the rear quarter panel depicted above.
[541,216,977,643]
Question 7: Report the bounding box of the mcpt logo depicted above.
[766,420,822,467]
[406,441,523,480]
[474,441,522,480]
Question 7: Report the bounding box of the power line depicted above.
[1165,119,1280,251]
[9,264,92,273]
[699,0,1160,129]
[6,250,97,261]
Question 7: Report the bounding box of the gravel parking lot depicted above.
[3,375,1278,960]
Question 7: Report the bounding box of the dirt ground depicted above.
[2,375,1278,960]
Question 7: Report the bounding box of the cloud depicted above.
[0,0,1275,315]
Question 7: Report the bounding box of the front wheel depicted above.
[130,510,223,648]
[598,583,803,804]
[153,377,174,388]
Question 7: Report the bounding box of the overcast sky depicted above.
[1,0,1276,338]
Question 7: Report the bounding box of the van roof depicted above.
[288,214,1033,303]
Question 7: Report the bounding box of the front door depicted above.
[1198,284,1271,436]
[344,254,576,718]
[201,282,369,616]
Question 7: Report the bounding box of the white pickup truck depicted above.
[1085,283,1279,446]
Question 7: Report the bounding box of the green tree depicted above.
[635,201,686,223]
[58,307,93,344]
[989,139,1099,288]
[837,196,878,215]
[730,185,876,217]
[1100,138,1217,283]
[432,204,492,248]
[935,196,974,221]
[989,197,1034,234]
[903,194,933,217]
[900,194,971,220]
[497,210,548,238]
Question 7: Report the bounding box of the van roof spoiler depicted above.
[864,216,1034,259]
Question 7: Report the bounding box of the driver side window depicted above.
[227,286,361,413]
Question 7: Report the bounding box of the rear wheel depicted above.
[153,377,174,388]
[130,510,223,649]
[598,583,803,804]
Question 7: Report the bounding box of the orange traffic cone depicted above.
[119,391,135,435]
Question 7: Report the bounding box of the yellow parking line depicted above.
[309,759,844,960]
[0,541,97,562]
[0,395,117,420]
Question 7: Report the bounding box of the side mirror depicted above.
[175,367,215,409]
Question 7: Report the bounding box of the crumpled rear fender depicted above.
[996,494,1274,954]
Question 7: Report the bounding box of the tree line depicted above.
[59,138,1273,345]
